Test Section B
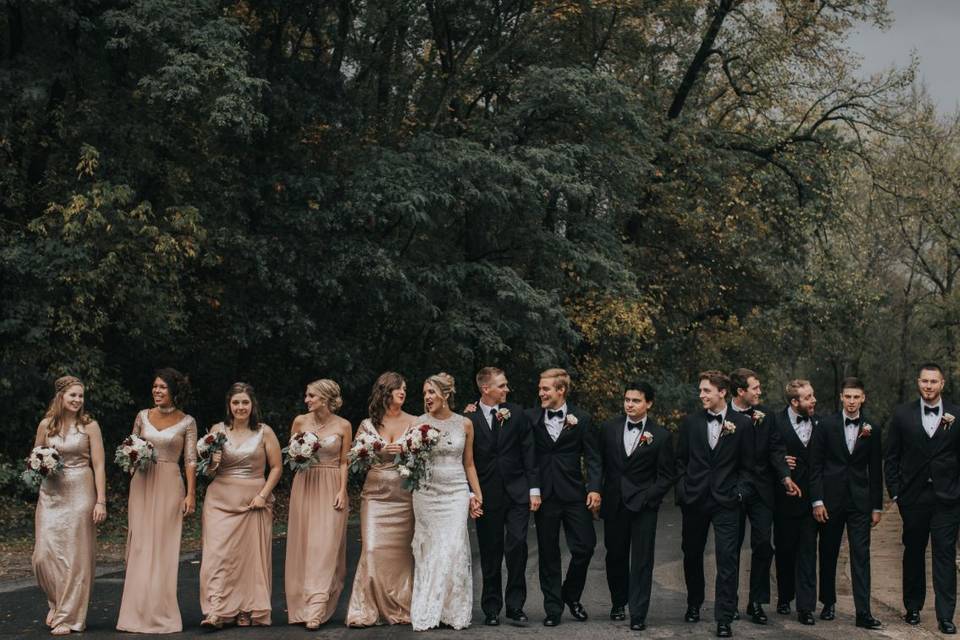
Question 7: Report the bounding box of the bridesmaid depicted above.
[285,379,351,628]
[199,383,282,629]
[116,368,197,633]
[345,372,417,627]
[32,375,107,635]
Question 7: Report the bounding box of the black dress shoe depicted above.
[716,622,732,637]
[746,602,767,624]
[505,608,528,623]
[566,601,588,621]
[939,619,958,634]
[610,606,626,621]
[776,602,791,615]
[798,610,815,625]
[684,606,701,622]
[855,614,883,630]
[543,614,561,627]
[630,620,646,631]
[484,614,499,626]
[904,610,920,625]
[820,604,835,621]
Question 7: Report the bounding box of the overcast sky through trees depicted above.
[847,0,960,113]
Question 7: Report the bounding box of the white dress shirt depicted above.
[707,406,727,450]
[922,399,944,438]
[478,400,498,431]
[544,403,568,442]
[788,407,812,446]
[623,417,645,455]
[843,412,861,455]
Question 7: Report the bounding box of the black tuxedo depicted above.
[599,415,675,623]
[809,411,882,615]
[770,408,818,612]
[676,408,752,624]
[526,404,601,617]
[469,401,538,616]
[885,398,960,620]
[730,403,789,606]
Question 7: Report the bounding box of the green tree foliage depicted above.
[0,0,933,457]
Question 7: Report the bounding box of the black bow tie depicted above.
[795,415,810,424]
[707,413,723,424]
[924,405,940,416]
[547,409,564,420]
[627,420,643,431]
[845,417,860,427]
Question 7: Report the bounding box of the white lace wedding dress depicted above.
[410,413,473,630]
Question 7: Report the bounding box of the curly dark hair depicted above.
[368,372,406,429]
[154,367,191,408]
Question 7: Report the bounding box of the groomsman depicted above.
[728,368,798,625]
[526,368,601,626]
[468,367,539,626]
[885,363,960,634]
[770,379,819,624]
[676,370,752,638]
[599,380,676,631]
[809,377,883,629]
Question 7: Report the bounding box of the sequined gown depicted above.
[410,413,473,631]
[345,420,415,626]
[285,428,348,625]
[33,424,97,632]
[117,410,197,633]
[199,425,274,625]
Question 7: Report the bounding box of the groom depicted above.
[526,368,602,626]
[467,367,540,626]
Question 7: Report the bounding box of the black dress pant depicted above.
[603,504,659,622]
[818,507,872,614]
[535,497,596,617]
[475,498,531,615]
[737,496,775,604]
[681,500,740,624]
[773,509,817,612]
[898,485,960,620]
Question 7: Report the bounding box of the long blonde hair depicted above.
[44,375,92,438]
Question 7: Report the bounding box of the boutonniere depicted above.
[639,432,654,447]
[721,420,737,437]
[563,414,579,430]
[858,423,873,439]
[751,409,765,424]
[495,408,511,423]
[941,413,956,431]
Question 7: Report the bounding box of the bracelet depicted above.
[96,501,106,506]
[257,493,266,500]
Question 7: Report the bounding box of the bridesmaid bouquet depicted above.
[396,423,442,491]
[347,432,384,493]
[114,434,157,473]
[196,431,227,475]
[21,446,63,491]
[282,431,322,472]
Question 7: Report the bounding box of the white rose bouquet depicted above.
[114,434,157,474]
[397,423,442,491]
[348,431,384,492]
[282,431,322,472]
[21,446,63,491]
[196,432,227,475]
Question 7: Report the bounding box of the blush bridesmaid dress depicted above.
[345,419,415,626]
[33,424,97,632]
[116,410,197,633]
[284,428,348,627]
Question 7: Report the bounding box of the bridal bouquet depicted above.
[114,434,157,473]
[347,431,384,493]
[21,446,63,491]
[196,432,227,475]
[397,423,442,491]
[282,431,322,472]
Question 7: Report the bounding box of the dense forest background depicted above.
[2,0,959,470]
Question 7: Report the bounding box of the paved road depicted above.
[0,502,947,638]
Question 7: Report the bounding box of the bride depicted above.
[410,372,484,631]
